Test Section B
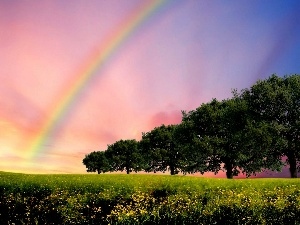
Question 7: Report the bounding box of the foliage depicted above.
[105,139,144,174]
[242,74,300,177]
[82,74,300,178]
[140,124,186,175]
[82,151,111,174]
[173,120,209,175]
[182,96,269,178]
[1,172,300,224]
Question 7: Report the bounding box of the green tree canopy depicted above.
[82,151,110,174]
[183,96,272,178]
[82,74,300,178]
[105,139,144,174]
[242,74,300,178]
[174,117,209,175]
[140,124,186,175]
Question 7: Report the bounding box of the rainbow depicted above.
[26,0,174,159]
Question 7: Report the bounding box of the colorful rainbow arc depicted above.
[26,0,173,159]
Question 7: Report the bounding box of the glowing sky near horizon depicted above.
[0,0,300,175]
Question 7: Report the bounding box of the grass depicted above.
[0,171,300,224]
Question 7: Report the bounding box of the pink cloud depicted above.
[148,110,182,129]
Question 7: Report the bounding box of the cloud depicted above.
[148,110,182,130]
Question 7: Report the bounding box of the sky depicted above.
[0,0,300,175]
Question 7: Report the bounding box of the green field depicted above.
[1,172,300,224]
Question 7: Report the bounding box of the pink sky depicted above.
[0,0,300,175]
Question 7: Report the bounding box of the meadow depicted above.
[0,171,300,224]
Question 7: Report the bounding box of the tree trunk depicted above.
[288,152,297,178]
[225,162,233,179]
[170,165,175,175]
[126,166,130,174]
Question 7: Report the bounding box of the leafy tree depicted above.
[173,119,208,174]
[82,151,110,174]
[140,124,185,175]
[183,96,271,178]
[105,139,144,174]
[242,74,300,178]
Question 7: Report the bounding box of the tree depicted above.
[105,139,144,174]
[140,124,185,175]
[173,119,208,174]
[242,74,300,178]
[183,96,270,178]
[82,151,110,174]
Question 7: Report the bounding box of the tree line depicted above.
[83,74,300,178]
